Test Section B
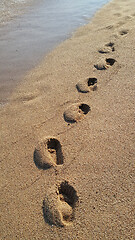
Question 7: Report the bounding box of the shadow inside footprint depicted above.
[42,181,79,227]
[79,104,90,115]
[87,78,97,86]
[106,42,115,52]
[47,138,64,165]
[76,77,97,93]
[34,138,64,169]
[98,42,115,53]
[94,57,116,70]
[119,29,129,35]
[58,181,78,224]
[106,42,114,47]
[64,103,90,123]
[106,58,116,66]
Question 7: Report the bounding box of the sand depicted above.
[0,0,135,239]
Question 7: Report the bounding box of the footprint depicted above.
[106,25,114,30]
[106,58,116,66]
[13,92,38,103]
[64,103,90,123]
[113,13,122,17]
[76,77,97,93]
[58,181,78,225]
[98,42,115,54]
[21,94,37,102]
[34,137,64,169]
[119,29,129,35]
[124,16,132,21]
[94,58,116,70]
[117,21,126,27]
[43,181,78,226]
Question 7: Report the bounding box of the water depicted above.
[0,0,110,104]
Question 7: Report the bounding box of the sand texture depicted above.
[0,0,135,239]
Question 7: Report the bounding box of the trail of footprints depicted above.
[94,41,116,70]
[33,28,129,227]
[34,137,78,226]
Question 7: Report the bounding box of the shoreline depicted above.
[0,0,135,239]
[0,0,110,106]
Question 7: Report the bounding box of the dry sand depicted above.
[0,0,135,239]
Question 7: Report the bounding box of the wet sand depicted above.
[0,0,135,239]
[0,0,40,105]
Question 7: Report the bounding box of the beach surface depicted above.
[0,0,135,239]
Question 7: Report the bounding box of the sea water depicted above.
[0,0,110,104]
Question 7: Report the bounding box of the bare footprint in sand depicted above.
[76,77,97,93]
[34,137,64,169]
[98,42,115,54]
[94,58,116,70]
[43,181,78,226]
[113,13,122,17]
[119,29,129,35]
[64,103,90,123]
[12,92,38,103]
